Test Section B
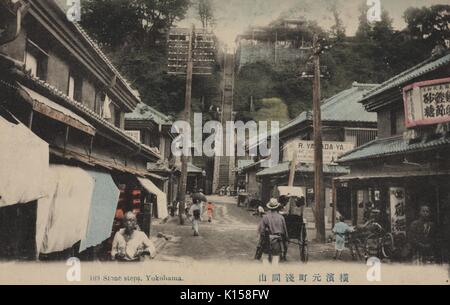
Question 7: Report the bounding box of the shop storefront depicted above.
[0,0,167,261]
[336,51,450,263]
[335,165,450,262]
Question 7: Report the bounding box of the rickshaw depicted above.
[278,186,309,263]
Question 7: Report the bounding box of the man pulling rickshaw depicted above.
[256,198,289,265]
[255,187,309,264]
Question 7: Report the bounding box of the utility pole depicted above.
[177,26,194,225]
[168,26,216,224]
[312,34,326,243]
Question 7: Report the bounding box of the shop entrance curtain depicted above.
[79,170,120,252]
[0,114,49,207]
[36,165,94,254]
[137,178,169,219]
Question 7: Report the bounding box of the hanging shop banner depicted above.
[283,139,355,164]
[79,170,120,252]
[403,77,450,127]
[36,165,94,254]
[0,114,50,207]
[389,187,407,236]
[137,177,169,219]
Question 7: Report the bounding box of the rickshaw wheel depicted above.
[381,233,394,259]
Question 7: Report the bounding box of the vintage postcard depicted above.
[0,0,449,289]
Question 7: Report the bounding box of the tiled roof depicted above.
[72,23,141,103]
[279,82,378,134]
[15,73,160,159]
[52,1,141,103]
[256,161,350,177]
[247,82,378,150]
[125,103,172,125]
[338,135,450,163]
[361,53,450,103]
[239,159,266,172]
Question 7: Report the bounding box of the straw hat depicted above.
[266,198,281,210]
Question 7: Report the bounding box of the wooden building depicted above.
[337,50,450,262]
[241,82,378,235]
[0,0,167,260]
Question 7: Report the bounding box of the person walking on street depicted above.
[257,198,289,265]
[206,201,215,223]
[332,215,353,260]
[189,199,203,236]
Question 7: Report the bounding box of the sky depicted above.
[177,0,450,48]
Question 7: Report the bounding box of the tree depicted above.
[79,0,196,115]
[356,2,394,44]
[355,2,372,41]
[329,1,346,41]
[197,0,214,30]
[81,0,191,48]
[371,10,394,42]
[404,5,450,47]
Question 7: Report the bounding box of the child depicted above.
[332,215,353,260]
[206,202,215,223]
[189,199,202,236]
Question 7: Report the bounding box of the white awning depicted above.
[0,113,50,207]
[19,84,96,135]
[137,177,168,219]
[36,165,94,254]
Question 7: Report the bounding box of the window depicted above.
[68,75,75,99]
[24,40,48,80]
[114,106,122,128]
[25,52,38,77]
[344,128,378,147]
[95,91,106,115]
[67,72,83,102]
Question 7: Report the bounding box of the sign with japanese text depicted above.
[283,140,355,164]
[389,187,406,236]
[403,77,450,127]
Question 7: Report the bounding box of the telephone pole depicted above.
[312,34,326,243]
[177,27,194,225]
[168,26,216,225]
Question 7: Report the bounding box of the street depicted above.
[152,196,259,262]
[152,196,340,263]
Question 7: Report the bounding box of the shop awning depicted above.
[335,169,450,182]
[176,162,204,174]
[19,84,96,136]
[49,146,154,178]
[79,170,120,252]
[147,172,168,181]
[36,165,94,254]
[0,112,50,207]
[337,135,450,164]
[137,177,168,219]
[256,161,350,177]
